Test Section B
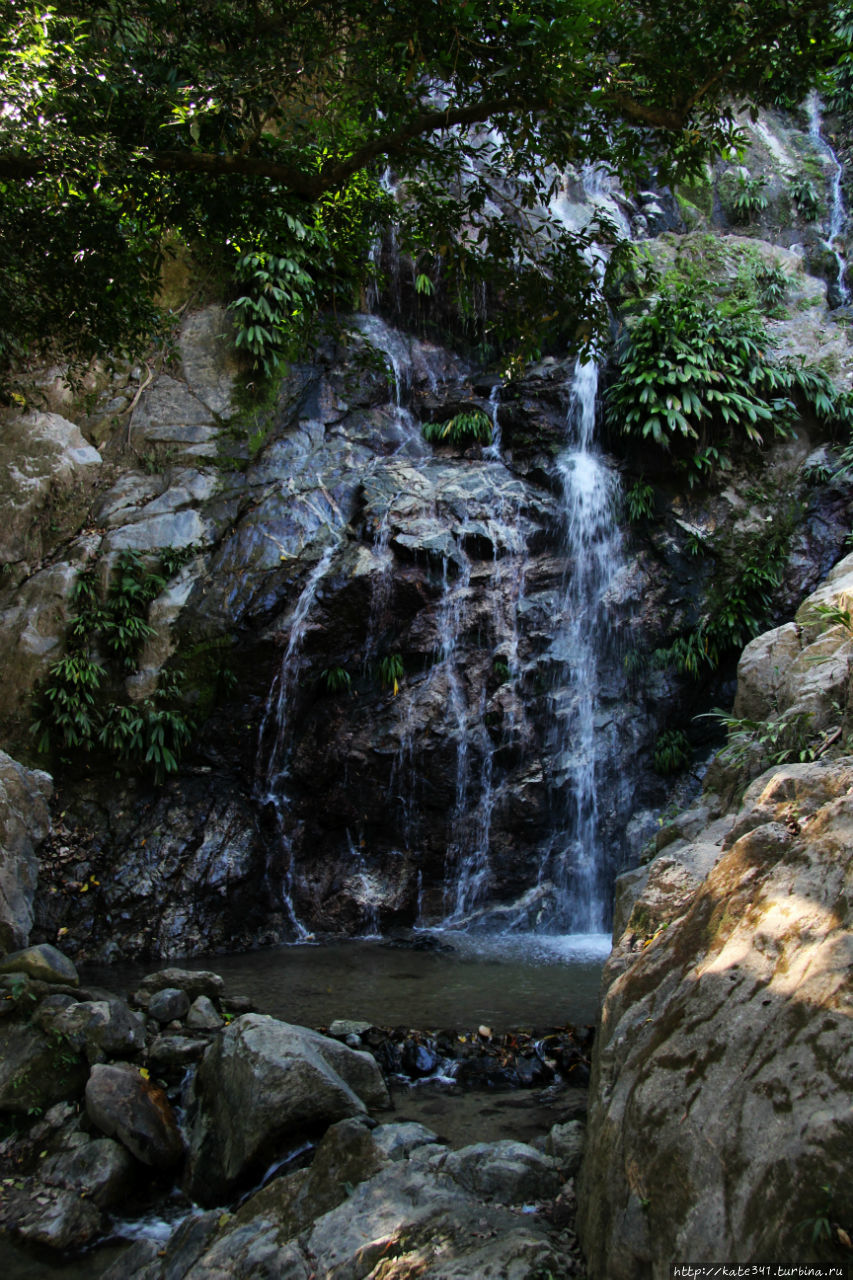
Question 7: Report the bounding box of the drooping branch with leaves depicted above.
[0,0,846,385]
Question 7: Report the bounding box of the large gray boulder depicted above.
[0,1021,87,1114]
[184,1013,390,1204]
[0,752,52,951]
[0,941,78,985]
[577,756,853,1277]
[85,1062,184,1169]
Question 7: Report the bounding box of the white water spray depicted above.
[807,92,851,306]
[548,358,623,932]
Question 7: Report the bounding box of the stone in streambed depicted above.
[7,1186,102,1250]
[43,1136,136,1208]
[0,943,78,986]
[135,967,225,1004]
[85,1062,184,1168]
[0,1021,87,1114]
[184,1013,390,1204]
[43,997,146,1063]
[435,1139,563,1204]
[147,986,190,1023]
[186,994,223,1030]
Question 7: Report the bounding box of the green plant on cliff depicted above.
[654,509,802,677]
[607,283,851,483]
[653,728,691,775]
[377,653,404,696]
[422,410,493,447]
[730,172,769,223]
[31,551,194,779]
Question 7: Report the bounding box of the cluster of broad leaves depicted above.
[0,0,845,386]
[606,285,852,459]
[31,550,193,781]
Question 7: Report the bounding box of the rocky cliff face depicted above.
[1,106,853,961]
[577,558,853,1276]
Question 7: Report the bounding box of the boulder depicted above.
[147,986,191,1023]
[148,1033,210,1068]
[184,1013,390,1203]
[0,752,52,951]
[0,1020,87,1113]
[48,997,146,1063]
[186,994,223,1030]
[578,756,853,1276]
[372,1121,440,1162]
[436,1139,563,1204]
[135,969,224,1006]
[5,1186,102,1250]
[0,410,101,566]
[43,1136,136,1207]
[545,1120,586,1176]
[0,942,78,986]
[85,1062,184,1168]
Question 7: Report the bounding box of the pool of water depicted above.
[84,931,611,1032]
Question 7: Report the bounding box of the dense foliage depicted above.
[606,284,851,482]
[32,550,194,781]
[0,0,844,387]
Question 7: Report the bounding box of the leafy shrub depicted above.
[320,665,352,693]
[377,653,404,695]
[606,286,851,483]
[731,173,769,223]
[229,221,322,379]
[625,479,655,522]
[31,550,196,779]
[789,175,821,222]
[422,409,493,446]
[653,729,691,775]
[707,707,817,770]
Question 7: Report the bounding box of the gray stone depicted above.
[43,1136,136,1207]
[148,986,191,1023]
[186,994,223,1030]
[327,1018,372,1038]
[184,1013,390,1203]
[0,410,101,565]
[436,1139,562,1204]
[0,1020,87,1114]
[136,967,226,1003]
[545,1119,585,1175]
[372,1121,440,1161]
[178,306,238,419]
[148,1033,210,1068]
[0,942,78,986]
[10,1186,102,1250]
[578,755,853,1275]
[0,752,52,951]
[50,998,146,1063]
[85,1062,184,1168]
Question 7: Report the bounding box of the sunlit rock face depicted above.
[577,547,853,1277]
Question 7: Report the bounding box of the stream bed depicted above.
[2,932,609,1279]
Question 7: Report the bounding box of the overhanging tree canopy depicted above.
[0,0,844,386]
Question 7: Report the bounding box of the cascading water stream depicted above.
[545,358,624,933]
[807,91,851,306]
[258,545,337,938]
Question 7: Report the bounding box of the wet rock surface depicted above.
[0,228,848,960]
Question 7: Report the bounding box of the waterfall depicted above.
[545,357,624,933]
[807,91,851,306]
[351,313,427,456]
[258,546,337,938]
